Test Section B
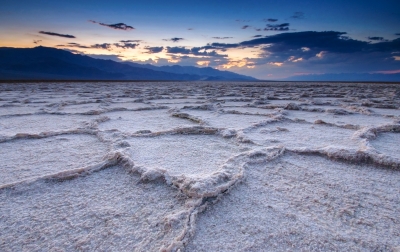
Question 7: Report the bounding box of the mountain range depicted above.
[0,46,257,81]
[283,73,400,82]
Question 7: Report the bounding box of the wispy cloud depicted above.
[264,18,278,22]
[58,41,139,50]
[114,42,139,49]
[368,36,385,41]
[144,46,164,53]
[163,37,184,42]
[91,43,112,50]
[166,46,227,58]
[242,25,251,29]
[264,23,290,31]
[89,20,134,30]
[291,12,304,19]
[39,31,76,38]
[252,35,263,38]
[33,40,42,44]
[212,37,233,39]
[120,40,141,43]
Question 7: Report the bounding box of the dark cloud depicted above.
[165,46,227,58]
[252,35,263,38]
[166,46,191,54]
[144,46,164,54]
[188,28,194,30]
[91,43,112,50]
[86,54,123,61]
[64,42,90,49]
[89,20,134,30]
[208,31,400,73]
[163,37,184,42]
[396,33,400,36]
[120,40,141,43]
[212,37,233,39]
[58,41,139,50]
[264,23,290,31]
[254,28,262,31]
[291,12,304,19]
[33,40,42,44]
[264,18,278,22]
[209,31,372,54]
[264,27,289,31]
[242,25,251,29]
[368,36,385,41]
[114,43,139,49]
[39,31,76,38]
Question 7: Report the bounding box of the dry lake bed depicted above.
[0,81,399,251]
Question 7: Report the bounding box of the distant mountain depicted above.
[0,46,257,81]
[124,62,256,81]
[282,73,400,82]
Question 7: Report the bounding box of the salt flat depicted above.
[0,81,399,251]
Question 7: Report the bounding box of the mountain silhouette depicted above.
[0,46,257,81]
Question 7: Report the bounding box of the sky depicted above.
[1,0,400,79]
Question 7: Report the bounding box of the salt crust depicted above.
[0,82,399,251]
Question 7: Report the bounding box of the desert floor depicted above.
[1,82,399,251]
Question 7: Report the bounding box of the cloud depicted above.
[165,46,228,58]
[91,43,112,50]
[39,31,76,38]
[163,37,184,42]
[165,46,191,54]
[58,41,139,51]
[144,46,164,54]
[86,54,123,61]
[140,55,230,68]
[33,40,42,44]
[291,12,304,19]
[396,33,400,36]
[252,35,263,38]
[188,28,194,30]
[264,23,290,31]
[264,18,278,22]
[89,20,134,30]
[59,42,90,49]
[212,37,233,39]
[368,36,385,41]
[242,25,251,29]
[120,40,141,43]
[114,42,139,49]
[209,31,368,53]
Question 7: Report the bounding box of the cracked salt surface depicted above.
[0,105,42,116]
[0,166,188,251]
[0,114,97,137]
[181,109,271,130]
[371,132,400,160]
[98,109,198,134]
[245,120,360,149]
[285,109,396,127]
[1,82,400,251]
[128,134,245,176]
[187,153,400,251]
[0,134,109,186]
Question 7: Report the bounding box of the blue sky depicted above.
[1,0,400,79]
